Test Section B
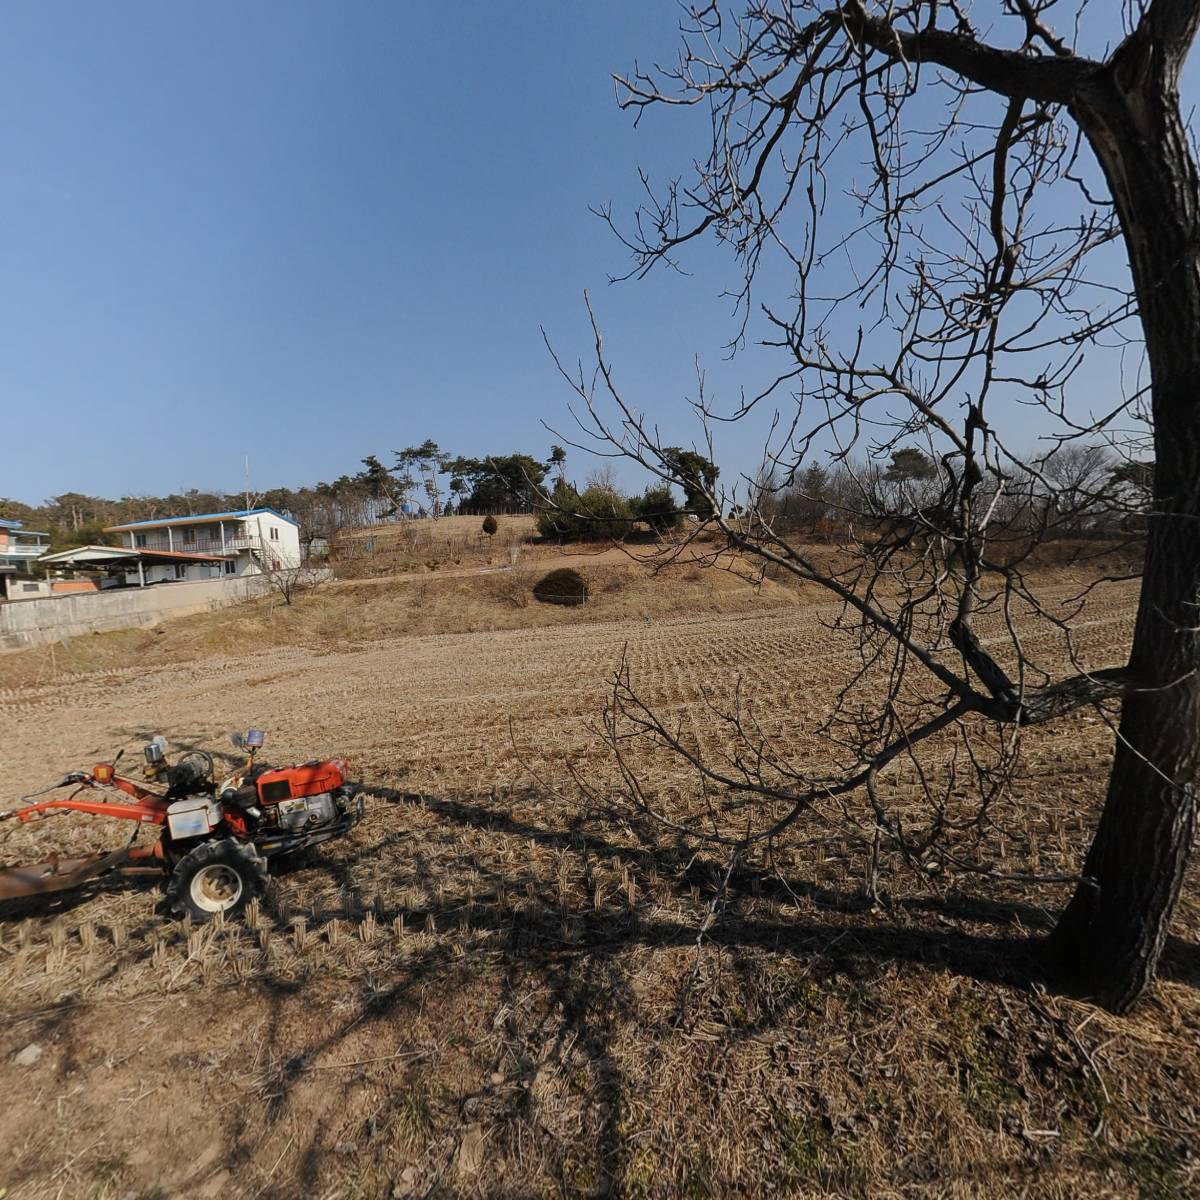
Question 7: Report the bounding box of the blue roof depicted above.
[0,518,48,535]
[106,507,299,531]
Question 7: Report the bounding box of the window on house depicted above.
[135,534,147,547]
[174,564,187,580]
[224,560,235,575]
[270,527,279,541]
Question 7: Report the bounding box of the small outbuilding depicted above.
[36,545,235,591]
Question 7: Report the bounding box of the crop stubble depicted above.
[0,577,1196,1199]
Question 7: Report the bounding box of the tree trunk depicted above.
[1049,52,1200,1011]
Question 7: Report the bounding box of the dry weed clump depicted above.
[532,567,589,606]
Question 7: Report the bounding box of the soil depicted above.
[0,572,1196,1199]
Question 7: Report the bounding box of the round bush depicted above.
[532,567,588,607]
[482,514,499,536]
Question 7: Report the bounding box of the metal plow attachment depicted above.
[0,847,134,900]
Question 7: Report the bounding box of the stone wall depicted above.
[0,574,284,649]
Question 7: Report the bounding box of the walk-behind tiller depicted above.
[0,731,362,922]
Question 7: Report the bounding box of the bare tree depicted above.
[254,550,326,607]
[558,1,1200,1012]
[259,563,325,606]
[1035,443,1116,535]
[584,461,622,495]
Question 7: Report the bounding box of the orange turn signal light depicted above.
[92,763,114,783]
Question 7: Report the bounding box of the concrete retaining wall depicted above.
[0,574,287,649]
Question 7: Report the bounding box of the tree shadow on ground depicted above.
[360,786,1198,991]
[228,782,1196,1197]
[2,782,1195,1198]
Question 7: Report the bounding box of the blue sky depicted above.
[2,2,770,505]
[0,3,1174,506]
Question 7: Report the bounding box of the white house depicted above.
[99,508,302,584]
[0,518,50,566]
[29,509,303,595]
[1,518,51,599]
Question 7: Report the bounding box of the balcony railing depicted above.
[132,534,261,555]
[0,542,48,557]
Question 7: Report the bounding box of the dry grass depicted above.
[333,513,539,578]
[0,557,804,691]
[0,569,1196,1198]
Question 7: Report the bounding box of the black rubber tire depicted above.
[167,838,267,924]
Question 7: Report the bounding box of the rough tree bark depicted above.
[1048,14,1200,1011]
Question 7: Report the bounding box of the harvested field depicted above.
[0,572,1196,1198]
[0,552,795,692]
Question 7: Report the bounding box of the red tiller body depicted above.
[255,758,348,804]
[11,774,169,827]
[1,741,362,914]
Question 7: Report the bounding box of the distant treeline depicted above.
[0,441,719,551]
[753,446,1152,547]
[3,440,1145,554]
